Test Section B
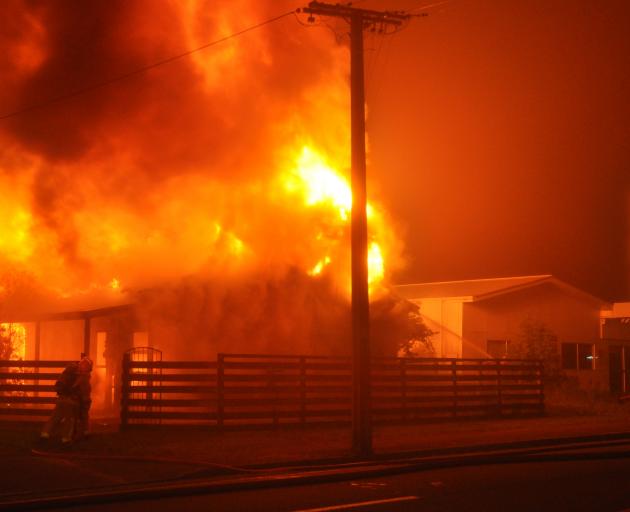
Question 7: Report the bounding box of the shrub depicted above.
[370,295,435,357]
[511,317,563,382]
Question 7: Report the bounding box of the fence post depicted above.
[271,364,279,428]
[539,361,545,415]
[120,353,130,430]
[217,353,225,429]
[496,360,503,417]
[400,358,407,422]
[34,323,41,398]
[300,356,306,425]
[451,360,458,418]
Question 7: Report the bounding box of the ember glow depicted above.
[0,323,26,360]
[0,0,408,355]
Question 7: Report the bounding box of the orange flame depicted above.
[286,146,352,221]
[0,323,26,360]
[0,143,397,302]
[0,2,402,308]
[282,145,392,294]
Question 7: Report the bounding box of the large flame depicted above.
[0,144,397,305]
[283,146,389,293]
[0,1,403,318]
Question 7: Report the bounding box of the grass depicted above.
[545,382,630,417]
[2,389,630,466]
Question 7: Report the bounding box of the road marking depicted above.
[350,482,388,489]
[292,495,420,511]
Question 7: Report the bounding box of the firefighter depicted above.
[75,354,93,439]
[40,362,81,444]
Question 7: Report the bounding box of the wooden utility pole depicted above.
[299,2,410,458]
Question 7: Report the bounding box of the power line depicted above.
[364,29,387,93]
[0,10,295,121]
[408,0,452,14]
[366,28,396,104]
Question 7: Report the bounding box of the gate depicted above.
[121,347,162,426]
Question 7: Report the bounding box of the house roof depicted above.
[0,289,133,323]
[395,275,608,305]
[601,302,630,318]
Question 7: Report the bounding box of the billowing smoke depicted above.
[2,1,342,166]
[133,272,430,359]
[0,0,420,357]
[1,0,351,282]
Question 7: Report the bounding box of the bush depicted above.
[511,317,563,382]
[370,296,435,357]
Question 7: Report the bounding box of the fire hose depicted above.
[29,432,630,480]
[3,435,630,511]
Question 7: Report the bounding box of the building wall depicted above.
[413,298,463,358]
[462,282,607,390]
[39,320,84,360]
[602,317,630,341]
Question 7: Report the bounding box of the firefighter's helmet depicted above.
[79,355,93,374]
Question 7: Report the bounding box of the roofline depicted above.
[544,278,611,307]
[407,296,474,302]
[0,304,135,323]
[474,276,609,305]
[601,302,630,318]
[473,275,553,301]
[395,275,609,305]
[393,275,553,300]
[394,274,553,291]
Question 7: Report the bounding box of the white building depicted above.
[395,275,630,392]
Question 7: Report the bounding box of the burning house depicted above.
[0,1,428,418]
[4,2,619,428]
[0,280,427,418]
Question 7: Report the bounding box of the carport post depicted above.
[34,321,41,361]
[83,316,91,358]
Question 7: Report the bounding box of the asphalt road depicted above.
[73,456,630,512]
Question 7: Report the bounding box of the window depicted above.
[561,343,594,370]
[487,339,510,359]
[578,343,594,370]
[561,343,577,369]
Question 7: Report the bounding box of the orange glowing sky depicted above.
[363,0,630,300]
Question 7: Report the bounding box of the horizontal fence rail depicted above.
[0,360,73,420]
[121,354,545,428]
